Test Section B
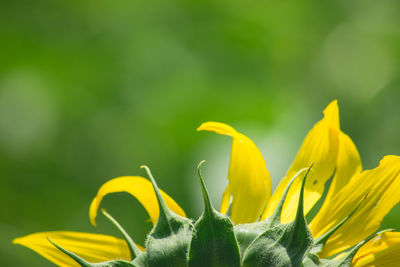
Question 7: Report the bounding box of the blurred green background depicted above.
[1,0,400,265]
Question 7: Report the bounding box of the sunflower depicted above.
[13,100,400,266]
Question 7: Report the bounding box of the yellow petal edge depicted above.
[13,231,130,267]
[262,100,340,223]
[353,232,400,267]
[89,176,186,226]
[197,121,271,224]
[311,155,400,257]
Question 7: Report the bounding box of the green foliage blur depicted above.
[1,0,400,265]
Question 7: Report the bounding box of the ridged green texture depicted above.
[48,164,391,267]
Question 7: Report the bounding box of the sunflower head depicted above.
[36,162,385,267]
[13,101,400,267]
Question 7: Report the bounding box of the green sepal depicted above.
[101,209,142,261]
[141,166,193,267]
[302,253,321,267]
[242,167,314,267]
[47,238,137,267]
[188,161,240,267]
[234,220,272,257]
[47,238,92,267]
[310,196,365,256]
[234,168,308,258]
[303,195,369,266]
[132,252,148,267]
[96,261,138,267]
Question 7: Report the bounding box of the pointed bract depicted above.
[101,209,142,260]
[188,161,240,267]
[48,238,92,267]
[48,238,137,267]
[141,166,193,267]
[242,166,314,267]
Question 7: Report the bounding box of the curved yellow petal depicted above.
[311,156,400,257]
[311,132,362,235]
[13,231,130,266]
[352,232,400,266]
[325,131,362,203]
[89,176,186,226]
[197,121,271,224]
[262,100,340,223]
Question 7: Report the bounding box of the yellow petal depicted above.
[325,131,362,203]
[197,121,271,224]
[262,100,340,223]
[13,231,130,266]
[352,232,400,267]
[310,132,362,235]
[310,156,400,257]
[89,176,186,226]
